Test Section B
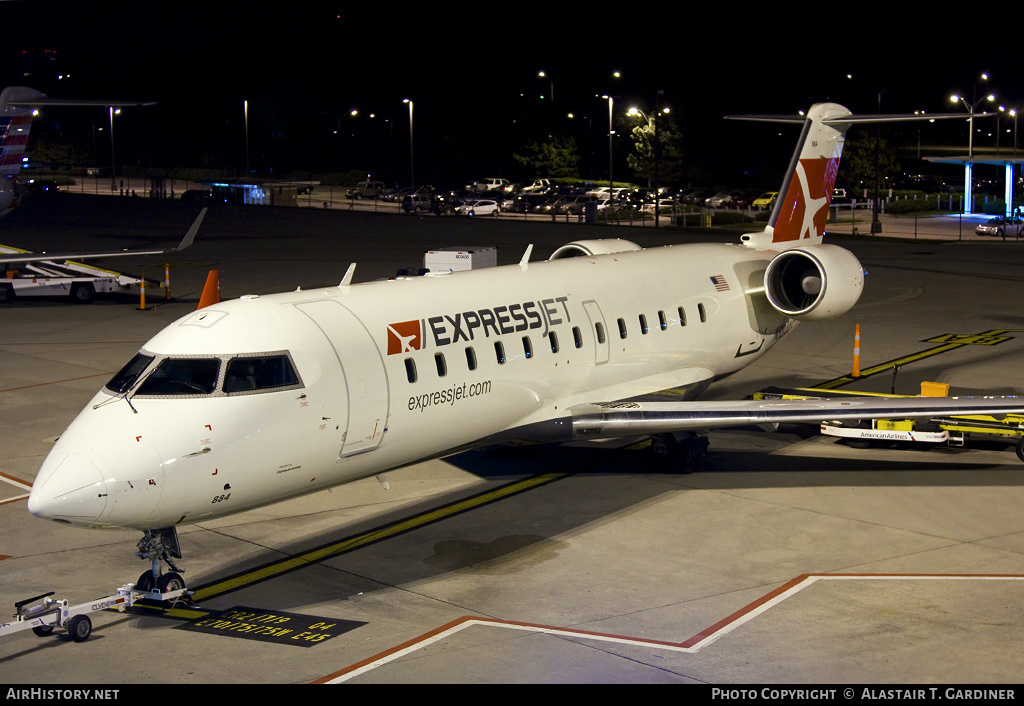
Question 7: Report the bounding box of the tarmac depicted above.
[1,193,1023,686]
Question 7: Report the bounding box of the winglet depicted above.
[176,208,206,252]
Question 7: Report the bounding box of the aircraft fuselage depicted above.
[29,241,794,530]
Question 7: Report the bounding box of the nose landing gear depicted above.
[135,527,187,593]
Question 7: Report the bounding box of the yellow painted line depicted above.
[158,472,572,612]
[815,329,1021,390]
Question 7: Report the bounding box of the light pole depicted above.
[403,98,414,188]
[538,70,553,102]
[628,97,669,226]
[108,107,119,192]
[244,99,249,174]
[600,95,614,195]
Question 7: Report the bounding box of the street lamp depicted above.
[402,98,414,188]
[627,97,670,226]
[538,70,553,101]
[602,95,614,194]
[108,107,120,192]
[950,91,994,157]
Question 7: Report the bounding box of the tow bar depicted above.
[1,584,193,643]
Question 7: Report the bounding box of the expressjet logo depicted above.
[387,320,423,355]
[387,297,571,354]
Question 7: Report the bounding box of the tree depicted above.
[626,113,684,187]
[837,130,901,195]
[513,135,580,178]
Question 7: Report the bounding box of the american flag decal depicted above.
[710,275,730,292]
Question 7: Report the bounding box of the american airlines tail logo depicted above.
[387,320,422,355]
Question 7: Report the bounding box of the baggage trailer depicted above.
[1,584,192,643]
[0,244,156,303]
[754,384,1024,461]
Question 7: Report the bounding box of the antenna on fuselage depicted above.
[519,244,533,270]
[340,263,356,287]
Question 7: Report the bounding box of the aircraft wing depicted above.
[566,395,1024,439]
[0,208,205,264]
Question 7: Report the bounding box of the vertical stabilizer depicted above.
[0,87,47,179]
[735,103,853,250]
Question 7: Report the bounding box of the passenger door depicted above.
[296,300,390,456]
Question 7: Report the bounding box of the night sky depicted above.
[5,1,1023,188]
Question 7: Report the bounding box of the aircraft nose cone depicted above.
[28,452,107,525]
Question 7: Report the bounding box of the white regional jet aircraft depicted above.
[27,102,1024,593]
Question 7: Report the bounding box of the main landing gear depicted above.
[135,527,187,594]
[649,431,710,472]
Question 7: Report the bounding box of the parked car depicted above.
[975,216,1023,237]
[24,178,58,193]
[752,191,778,209]
[465,178,510,192]
[521,178,552,193]
[641,198,679,213]
[346,181,386,199]
[704,190,744,208]
[458,199,500,216]
[181,189,213,203]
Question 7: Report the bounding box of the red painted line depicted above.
[0,470,32,490]
[313,572,1024,683]
[0,371,112,393]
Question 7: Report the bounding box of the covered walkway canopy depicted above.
[925,155,1023,216]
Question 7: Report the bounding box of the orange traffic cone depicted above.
[197,270,220,310]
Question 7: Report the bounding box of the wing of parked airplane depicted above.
[562,397,1024,440]
[0,208,205,264]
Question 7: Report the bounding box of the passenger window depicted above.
[224,354,300,392]
[435,352,447,377]
[465,346,477,371]
[548,331,559,354]
[639,314,648,335]
[495,341,506,365]
[617,318,627,339]
[678,306,687,326]
[523,336,533,359]
[698,302,706,322]
[595,322,606,344]
[405,358,417,383]
[658,310,667,331]
[573,326,583,348]
[136,358,220,396]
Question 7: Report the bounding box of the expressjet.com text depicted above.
[711,688,1016,701]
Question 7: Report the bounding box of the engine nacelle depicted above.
[549,239,642,260]
[764,244,863,321]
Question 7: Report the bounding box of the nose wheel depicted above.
[135,527,186,593]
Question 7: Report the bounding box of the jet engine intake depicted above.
[549,239,642,260]
[764,244,863,321]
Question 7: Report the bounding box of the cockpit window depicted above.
[223,355,299,393]
[135,358,221,396]
[105,353,155,394]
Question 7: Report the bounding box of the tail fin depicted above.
[731,102,976,250]
[733,103,853,250]
[0,87,46,179]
